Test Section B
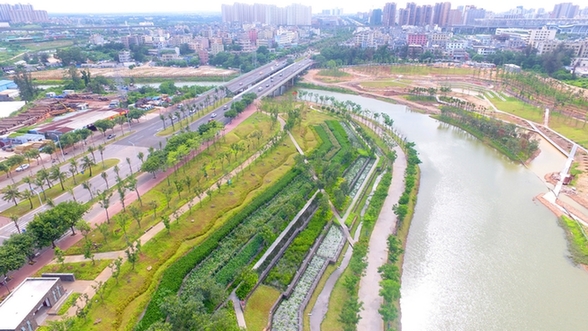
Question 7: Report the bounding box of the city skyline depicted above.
[0,0,583,16]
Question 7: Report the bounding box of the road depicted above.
[0,58,314,244]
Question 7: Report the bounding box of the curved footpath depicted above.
[357,144,407,331]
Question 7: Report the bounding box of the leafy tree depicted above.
[2,184,21,206]
[82,181,94,200]
[13,68,38,101]
[97,190,112,223]
[4,232,36,262]
[49,165,67,191]
[0,244,27,279]
[54,247,65,267]
[129,205,143,228]
[80,155,96,177]
[83,240,95,265]
[76,219,92,241]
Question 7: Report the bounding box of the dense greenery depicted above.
[265,198,331,289]
[136,169,304,330]
[558,215,588,265]
[339,172,392,331]
[437,106,539,162]
[378,236,403,330]
[393,142,420,225]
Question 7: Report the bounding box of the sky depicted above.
[4,0,569,15]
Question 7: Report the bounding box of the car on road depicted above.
[210,113,217,118]
[107,134,116,139]
[239,82,242,85]
[15,164,29,172]
[266,84,269,87]
[224,105,228,110]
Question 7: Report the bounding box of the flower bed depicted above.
[272,226,345,331]
[343,157,368,184]
[348,158,376,198]
[340,121,362,149]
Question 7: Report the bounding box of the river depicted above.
[300,89,588,330]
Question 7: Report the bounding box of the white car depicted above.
[210,113,217,118]
[15,164,30,172]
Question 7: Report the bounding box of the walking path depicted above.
[0,100,264,298]
[357,145,406,331]
[230,291,247,328]
[310,222,362,331]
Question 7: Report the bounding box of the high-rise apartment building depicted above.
[432,2,451,27]
[0,3,48,23]
[371,9,383,25]
[383,3,397,27]
[222,2,311,25]
[551,2,579,18]
[463,6,486,25]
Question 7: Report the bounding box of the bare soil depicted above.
[31,65,236,80]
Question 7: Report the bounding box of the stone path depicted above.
[230,290,247,328]
[357,145,406,331]
[310,221,362,331]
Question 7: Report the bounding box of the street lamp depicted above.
[31,188,43,205]
[55,134,66,161]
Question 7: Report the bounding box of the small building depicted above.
[0,278,65,331]
[0,80,18,92]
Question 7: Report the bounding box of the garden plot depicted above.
[180,176,315,300]
[272,225,345,331]
[348,158,376,199]
[340,121,363,149]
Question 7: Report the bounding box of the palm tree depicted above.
[98,190,112,223]
[23,175,34,191]
[24,149,41,168]
[125,175,141,206]
[21,189,34,209]
[2,184,21,206]
[97,144,106,169]
[87,146,96,162]
[37,168,52,189]
[9,215,20,233]
[0,162,10,182]
[82,181,94,200]
[168,113,176,131]
[34,176,47,200]
[49,165,66,191]
[69,160,78,185]
[126,157,133,175]
[159,114,166,129]
[137,152,144,165]
[80,156,96,177]
[101,171,109,189]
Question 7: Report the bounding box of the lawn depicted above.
[559,215,588,265]
[66,112,278,255]
[67,138,297,330]
[21,40,74,52]
[489,96,544,123]
[244,284,281,331]
[1,159,119,218]
[290,109,336,153]
[34,259,112,281]
[58,292,81,315]
[548,116,588,149]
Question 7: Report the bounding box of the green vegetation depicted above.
[318,69,351,77]
[296,83,357,95]
[265,201,331,289]
[244,285,281,331]
[405,95,437,102]
[58,293,81,315]
[377,236,403,330]
[490,96,544,122]
[436,106,539,162]
[35,260,111,281]
[136,169,309,330]
[393,143,420,226]
[559,215,588,265]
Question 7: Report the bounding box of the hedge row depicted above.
[215,235,264,286]
[136,168,301,331]
[312,125,335,158]
[321,123,342,160]
[264,205,330,290]
[325,120,352,166]
[378,236,403,330]
[393,143,420,225]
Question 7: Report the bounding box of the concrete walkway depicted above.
[310,222,362,331]
[357,145,407,331]
[230,290,247,329]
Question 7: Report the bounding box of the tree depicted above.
[49,165,67,191]
[87,145,96,162]
[80,156,96,177]
[0,244,27,280]
[37,168,52,189]
[101,171,109,189]
[4,232,35,263]
[125,240,141,270]
[94,119,115,138]
[9,214,21,233]
[2,184,21,206]
[82,181,94,200]
[97,144,106,168]
[13,68,38,101]
[54,247,65,267]
[126,157,133,175]
[137,151,145,165]
[162,216,171,233]
[129,205,143,228]
[109,257,123,284]
[83,240,95,265]
[69,159,79,185]
[128,109,146,122]
[149,200,159,219]
[76,219,92,241]
[339,296,363,331]
[117,184,127,212]
[125,175,142,206]
[24,149,41,168]
[21,189,35,209]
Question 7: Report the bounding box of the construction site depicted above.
[0,93,123,136]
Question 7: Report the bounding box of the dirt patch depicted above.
[31,65,236,80]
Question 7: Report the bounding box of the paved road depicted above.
[357,145,407,331]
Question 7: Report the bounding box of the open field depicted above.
[490,96,544,123]
[244,285,281,331]
[30,65,237,81]
[34,259,111,280]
